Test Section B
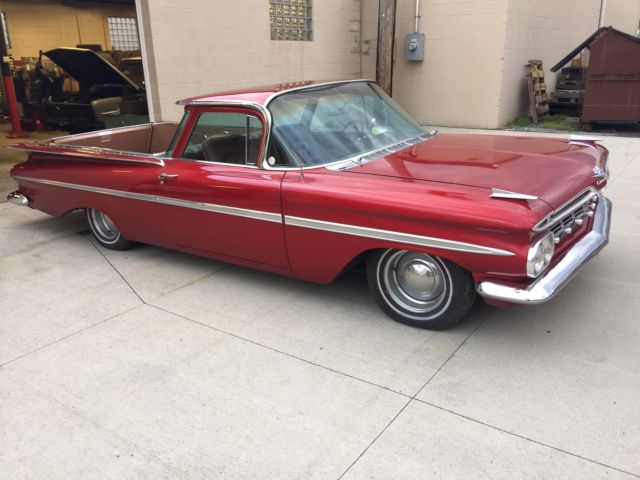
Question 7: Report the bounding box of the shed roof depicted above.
[551,27,640,72]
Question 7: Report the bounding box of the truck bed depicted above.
[45,122,179,155]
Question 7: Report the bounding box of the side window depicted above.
[181,112,263,165]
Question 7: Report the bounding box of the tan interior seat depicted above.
[202,135,259,164]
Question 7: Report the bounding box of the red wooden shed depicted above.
[551,27,640,124]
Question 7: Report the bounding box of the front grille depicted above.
[535,188,598,243]
[549,203,590,237]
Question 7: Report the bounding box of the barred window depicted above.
[108,17,140,51]
[269,0,312,41]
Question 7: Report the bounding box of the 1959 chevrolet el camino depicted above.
[8,80,612,330]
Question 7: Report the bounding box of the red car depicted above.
[8,80,611,329]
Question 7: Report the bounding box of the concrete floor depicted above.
[1,124,639,479]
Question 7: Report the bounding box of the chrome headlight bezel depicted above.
[526,232,555,278]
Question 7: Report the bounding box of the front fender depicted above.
[281,170,536,283]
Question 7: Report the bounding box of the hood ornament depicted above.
[490,189,538,201]
[592,166,608,184]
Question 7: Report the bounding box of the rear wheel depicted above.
[367,249,476,329]
[86,208,134,250]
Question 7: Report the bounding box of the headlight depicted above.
[527,233,555,278]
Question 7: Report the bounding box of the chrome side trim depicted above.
[477,196,611,304]
[13,143,167,167]
[15,175,515,256]
[176,99,269,109]
[156,196,282,223]
[7,191,30,206]
[174,158,260,169]
[284,216,515,256]
[13,176,156,203]
[490,189,538,201]
[13,175,281,224]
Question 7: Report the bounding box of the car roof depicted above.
[177,79,372,106]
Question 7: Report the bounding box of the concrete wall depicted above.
[1,0,136,59]
[604,0,640,35]
[139,0,363,121]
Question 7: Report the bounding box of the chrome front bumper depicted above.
[477,196,612,305]
[7,191,30,206]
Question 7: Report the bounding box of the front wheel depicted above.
[367,249,476,329]
[86,208,134,250]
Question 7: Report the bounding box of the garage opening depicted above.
[0,0,149,134]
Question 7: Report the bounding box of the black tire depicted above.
[86,208,134,250]
[367,249,476,330]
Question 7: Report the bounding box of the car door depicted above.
[155,107,289,270]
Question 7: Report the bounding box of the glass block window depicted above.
[269,0,312,41]
[108,17,140,51]
[1,12,10,49]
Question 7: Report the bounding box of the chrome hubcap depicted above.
[380,251,451,316]
[398,260,443,300]
[89,209,119,242]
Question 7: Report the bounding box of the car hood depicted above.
[342,133,604,209]
[44,48,141,92]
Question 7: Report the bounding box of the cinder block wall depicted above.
[390,0,508,129]
[139,0,363,121]
[604,0,640,35]
[497,0,602,127]
[2,0,136,58]
[359,0,379,80]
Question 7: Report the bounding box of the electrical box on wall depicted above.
[405,33,425,61]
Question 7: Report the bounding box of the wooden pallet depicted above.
[527,60,550,123]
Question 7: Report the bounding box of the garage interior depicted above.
[0,0,147,135]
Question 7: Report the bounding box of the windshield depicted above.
[268,81,424,167]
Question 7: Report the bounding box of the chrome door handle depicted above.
[158,173,179,184]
